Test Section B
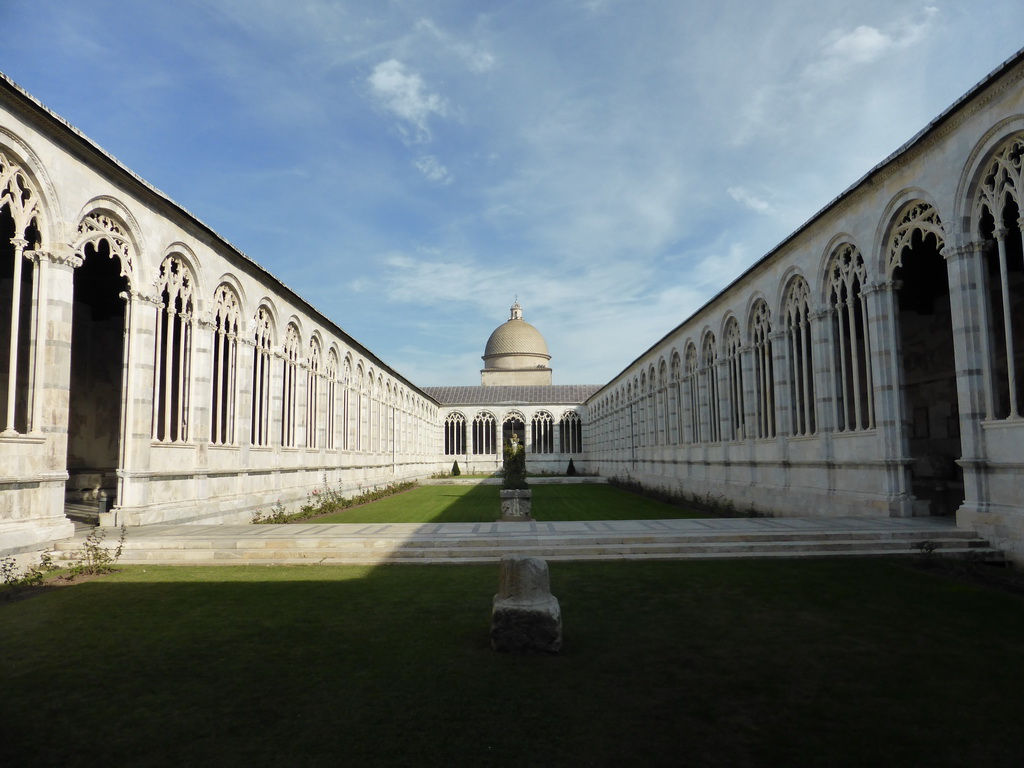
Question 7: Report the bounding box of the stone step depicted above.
[50,522,1002,566]
[50,525,987,551]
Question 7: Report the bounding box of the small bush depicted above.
[66,525,127,577]
[567,458,578,476]
[1,552,60,600]
[451,461,461,476]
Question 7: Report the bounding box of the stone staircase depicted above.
[50,517,1003,566]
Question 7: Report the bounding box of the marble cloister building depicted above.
[3,47,1024,562]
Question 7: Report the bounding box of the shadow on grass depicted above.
[3,558,1024,767]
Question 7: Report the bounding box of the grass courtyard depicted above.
[306,482,706,524]
[3,557,1024,767]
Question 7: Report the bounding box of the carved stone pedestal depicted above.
[499,489,532,521]
[491,554,562,653]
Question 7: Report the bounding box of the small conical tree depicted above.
[567,458,577,476]
[451,460,461,476]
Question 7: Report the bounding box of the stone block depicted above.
[491,554,562,653]
[499,489,532,521]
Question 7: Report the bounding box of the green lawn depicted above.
[2,559,1023,767]
[308,483,706,524]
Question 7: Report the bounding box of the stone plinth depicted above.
[499,489,532,521]
[491,554,562,653]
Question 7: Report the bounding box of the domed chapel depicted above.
[481,301,552,386]
[422,300,598,473]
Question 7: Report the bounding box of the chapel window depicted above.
[472,412,497,455]
[444,412,466,455]
[531,411,554,453]
[559,410,583,454]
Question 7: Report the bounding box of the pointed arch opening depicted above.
[889,201,961,514]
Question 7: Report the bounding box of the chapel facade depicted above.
[3,48,1024,563]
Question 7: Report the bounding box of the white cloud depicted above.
[414,155,453,183]
[809,9,939,82]
[413,18,496,73]
[367,59,448,141]
[728,186,774,214]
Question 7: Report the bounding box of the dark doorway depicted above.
[502,417,525,452]
[894,229,963,515]
[65,240,128,524]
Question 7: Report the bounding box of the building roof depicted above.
[423,385,601,406]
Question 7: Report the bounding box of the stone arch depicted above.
[741,290,771,337]
[158,243,203,311]
[873,189,945,278]
[817,232,860,302]
[0,128,62,247]
[774,265,810,317]
[955,115,1024,235]
[964,129,1024,421]
[884,201,947,280]
[73,198,144,288]
[211,272,248,330]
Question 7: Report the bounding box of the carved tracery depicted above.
[888,202,944,277]
[75,212,134,280]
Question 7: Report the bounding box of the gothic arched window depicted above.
[153,254,195,443]
[250,306,273,447]
[783,277,816,436]
[827,245,873,431]
[445,412,466,455]
[281,323,300,447]
[210,284,240,445]
[750,300,775,439]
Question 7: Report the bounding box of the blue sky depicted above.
[3,1,1022,386]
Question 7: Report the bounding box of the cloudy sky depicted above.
[3,1,1022,386]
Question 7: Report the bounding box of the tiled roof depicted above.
[422,385,601,405]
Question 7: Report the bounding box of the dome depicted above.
[481,301,553,386]
[483,319,550,359]
[482,302,550,362]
